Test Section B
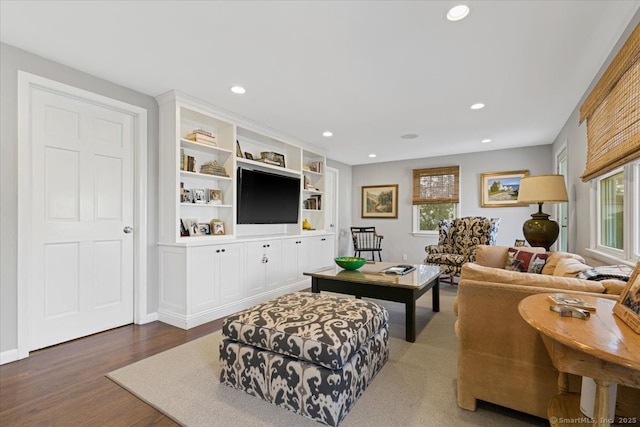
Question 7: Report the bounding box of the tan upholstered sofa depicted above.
[455,245,639,419]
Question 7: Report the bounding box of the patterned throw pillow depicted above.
[505,248,548,274]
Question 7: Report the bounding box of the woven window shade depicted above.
[412,166,459,204]
[580,23,640,182]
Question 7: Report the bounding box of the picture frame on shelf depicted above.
[514,239,526,247]
[275,153,286,168]
[244,152,254,160]
[179,219,189,237]
[192,188,206,204]
[361,184,398,218]
[613,263,640,334]
[236,140,243,158]
[208,189,222,204]
[180,188,192,204]
[211,219,225,235]
[480,170,530,207]
[198,223,211,235]
[185,218,200,236]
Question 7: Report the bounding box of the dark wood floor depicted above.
[0,319,223,426]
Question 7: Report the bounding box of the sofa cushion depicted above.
[476,245,545,269]
[505,248,548,274]
[542,252,586,275]
[461,263,606,293]
[552,258,592,278]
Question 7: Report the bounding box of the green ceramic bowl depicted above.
[334,257,367,270]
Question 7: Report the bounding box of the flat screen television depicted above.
[237,168,301,224]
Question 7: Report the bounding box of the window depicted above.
[592,161,639,262]
[412,166,460,233]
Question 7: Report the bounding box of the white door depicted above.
[28,87,134,351]
[555,145,568,252]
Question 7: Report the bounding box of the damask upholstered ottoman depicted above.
[219,291,389,427]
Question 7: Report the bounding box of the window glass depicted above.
[418,203,456,231]
[599,171,624,250]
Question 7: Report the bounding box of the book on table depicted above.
[547,295,597,312]
[380,265,416,275]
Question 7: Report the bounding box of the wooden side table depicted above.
[518,293,640,427]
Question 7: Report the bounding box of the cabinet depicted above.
[156,91,335,330]
[158,93,236,242]
[282,237,310,283]
[244,240,282,296]
[308,235,335,272]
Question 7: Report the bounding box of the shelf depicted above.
[303,209,323,212]
[180,203,233,208]
[303,169,323,176]
[303,189,323,194]
[180,170,232,181]
[180,138,233,155]
[236,157,300,177]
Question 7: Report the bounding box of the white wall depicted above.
[551,10,639,261]
[0,43,160,354]
[351,146,552,264]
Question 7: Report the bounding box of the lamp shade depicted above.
[517,174,568,204]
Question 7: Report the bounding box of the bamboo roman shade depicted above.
[412,166,459,204]
[580,23,640,182]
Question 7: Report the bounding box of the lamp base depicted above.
[522,211,559,251]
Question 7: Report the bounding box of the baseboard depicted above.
[0,348,19,365]
[136,312,158,324]
[158,280,311,329]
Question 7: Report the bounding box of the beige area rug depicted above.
[108,287,546,426]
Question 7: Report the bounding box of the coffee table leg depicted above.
[432,280,440,312]
[406,300,416,342]
[312,278,319,293]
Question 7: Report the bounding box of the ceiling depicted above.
[1,1,638,165]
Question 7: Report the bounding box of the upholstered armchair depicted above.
[424,217,500,283]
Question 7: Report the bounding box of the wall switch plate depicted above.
[402,254,407,261]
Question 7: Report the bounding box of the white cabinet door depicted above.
[189,246,217,314]
[216,243,244,305]
[264,239,283,289]
[245,240,282,295]
[282,237,308,282]
[308,235,335,271]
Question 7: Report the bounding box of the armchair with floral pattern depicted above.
[424,216,501,283]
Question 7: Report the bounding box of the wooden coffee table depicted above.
[304,262,440,342]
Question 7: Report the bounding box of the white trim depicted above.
[16,71,148,360]
[553,141,568,252]
[0,349,19,365]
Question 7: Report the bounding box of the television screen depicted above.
[237,168,301,224]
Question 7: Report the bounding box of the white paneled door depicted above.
[28,87,134,351]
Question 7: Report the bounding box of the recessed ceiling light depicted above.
[369,154,377,158]
[447,5,470,21]
[401,133,419,140]
[470,103,485,110]
[481,139,492,143]
[230,86,246,94]
[322,131,333,137]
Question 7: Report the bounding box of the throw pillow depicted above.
[552,258,592,278]
[505,248,548,274]
[542,252,587,275]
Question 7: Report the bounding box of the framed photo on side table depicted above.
[613,263,640,334]
[361,184,398,218]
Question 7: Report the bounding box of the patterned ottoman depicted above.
[219,291,389,427]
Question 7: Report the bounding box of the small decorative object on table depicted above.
[548,294,596,312]
[334,257,367,271]
[380,265,416,275]
[613,262,640,334]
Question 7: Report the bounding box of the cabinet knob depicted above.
[221,249,226,252]
[216,249,220,253]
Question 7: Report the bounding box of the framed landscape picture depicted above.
[362,184,398,218]
[480,170,529,207]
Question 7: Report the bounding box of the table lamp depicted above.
[517,174,568,250]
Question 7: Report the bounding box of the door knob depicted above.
[123,226,133,234]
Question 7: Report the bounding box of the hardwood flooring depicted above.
[0,319,223,426]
